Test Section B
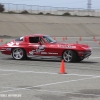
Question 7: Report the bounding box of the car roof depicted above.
[24,34,48,37]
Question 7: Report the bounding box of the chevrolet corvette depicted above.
[0,34,92,62]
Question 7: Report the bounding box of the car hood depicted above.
[54,42,92,51]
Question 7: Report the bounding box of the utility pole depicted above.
[87,0,92,10]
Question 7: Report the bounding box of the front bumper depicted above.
[78,51,92,59]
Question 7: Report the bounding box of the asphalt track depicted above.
[0,37,100,100]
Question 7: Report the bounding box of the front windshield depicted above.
[43,36,56,43]
[15,37,23,41]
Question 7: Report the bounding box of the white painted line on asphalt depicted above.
[0,76,99,94]
[0,87,13,89]
[92,47,100,49]
[32,76,100,88]
[34,89,100,97]
[57,37,98,39]
[0,74,14,76]
[82,40,95,43]
[0,86,100,97]
[0,68,98,77]
[90,57,100,59]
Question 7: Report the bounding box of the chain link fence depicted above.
[1,3,100,17]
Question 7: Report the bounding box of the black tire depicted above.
[76,58,84,62]
[62,50,78,62]
[12,48,26,60]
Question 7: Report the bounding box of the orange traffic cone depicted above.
[0,39,3,42]
[59,60,67,74]
[98,41,100,45]
[76,41,78,44]
[1,39,3,42]
[94,39,96,42]
[79,36,82,41]
[93,36,95,40]
[62,37,65,41]
[87,44,88,46]
[53,37,56,40]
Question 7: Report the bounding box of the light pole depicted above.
[87,0,92,10]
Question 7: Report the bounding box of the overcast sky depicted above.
[0,0,100,9]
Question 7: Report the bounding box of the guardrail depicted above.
[1,3,100,17]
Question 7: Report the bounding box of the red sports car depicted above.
[0,34,92,62]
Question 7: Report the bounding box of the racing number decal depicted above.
[29,45,45,55]
[36,45,45,52]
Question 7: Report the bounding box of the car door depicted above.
[27,36,48,57]
[42,36,60,57]
[47,43,60,56]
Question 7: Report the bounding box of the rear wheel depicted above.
[62,50,77,62]
[12,48,26,60]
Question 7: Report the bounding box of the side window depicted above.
[15,37,23,41]
[29,37,40,43]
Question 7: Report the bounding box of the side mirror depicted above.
[38,42,42,45]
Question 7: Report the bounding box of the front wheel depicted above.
[12,48,26,60]
[62,50,77,62]
[76,58,84,62]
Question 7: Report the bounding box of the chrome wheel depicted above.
[63,50,72,62]
[12,48,24,60]
[63,50,77,62]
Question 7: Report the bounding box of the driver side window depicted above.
[29,37,39,43]
[29,37,44,44]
